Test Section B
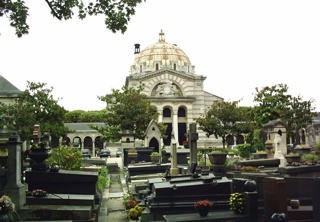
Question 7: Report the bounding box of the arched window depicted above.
[156,63,159,70]
[178,107,186,117]
[163,108,171,117]
[140,65,142,73]
[173,63,176,70]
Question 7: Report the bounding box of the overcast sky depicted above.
[1,0,319,111]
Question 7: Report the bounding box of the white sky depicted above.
[1,0,320,111]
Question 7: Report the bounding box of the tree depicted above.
[288,95,315,145]
[0,0,145,37]
[96,84,166,142]
[195,101,241,149]
[0,81,68,142]
[253,84,315,145]
[64,110,106,123]
[253,84,292,128]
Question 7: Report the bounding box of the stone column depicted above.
[172,110,178,145]
[1,130,26,211]
[170,135,179,176]
[189,123,198,164]
[92,138,96,157]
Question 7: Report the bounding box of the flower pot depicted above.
[285,155,300,165]
[208,153,227,165]
[150,155,161,164]
[198,208,209,216]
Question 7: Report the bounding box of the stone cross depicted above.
[188,123,198,164]
[274,134,285,167]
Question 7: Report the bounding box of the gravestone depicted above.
[263,177,287,221]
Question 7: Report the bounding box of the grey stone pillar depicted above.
[189,123,198,164]
[0,129,25,211]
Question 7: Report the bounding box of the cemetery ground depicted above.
[104,156,130,222]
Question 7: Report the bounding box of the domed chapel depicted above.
[125,30,224,149]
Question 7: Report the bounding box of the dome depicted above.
[130,30,195,75]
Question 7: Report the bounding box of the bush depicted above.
[47,145,83,170]
[238,144,253,158]
[98,166,109,192]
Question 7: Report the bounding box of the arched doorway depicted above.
[149,137,159,153]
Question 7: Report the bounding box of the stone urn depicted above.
[128,148,138,164]
[208,152,227,165]
[28,143,51,171]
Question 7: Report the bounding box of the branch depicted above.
[45,0,62,20]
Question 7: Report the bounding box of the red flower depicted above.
[127,199,137,208]
[194,199,213,209]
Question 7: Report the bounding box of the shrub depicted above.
[98,166,109,192]
[238,144,252,158]
[47,145,83,170]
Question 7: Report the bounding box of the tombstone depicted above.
[263,177,287,222]
[0,128,26,211]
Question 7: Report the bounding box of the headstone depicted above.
[263,177,287,221]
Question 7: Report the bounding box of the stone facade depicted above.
[126,30,224,148]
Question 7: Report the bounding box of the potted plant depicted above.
[194,199,213,217]
[123,191,136,209]
[208,149,227,165]
[285,152,301,165]
[128,205,143,221]
[150,152,161,164]
[301,153,318,165]
[229,192,246,214]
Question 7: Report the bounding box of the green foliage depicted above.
[301,153,318,164]
[0,81,68,142]
[196,100,242,149]
[253,84,315,144]
[64,110,107,123]
[97,166,109,192]
[237,144,252,158]
[1,0,145,37]
[251,129,265,152]
[315,142,320,151]
[47,145,83,170]
[150,152,160,156]
[97,84,163,142]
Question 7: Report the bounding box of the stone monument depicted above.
[0,127,25,211]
